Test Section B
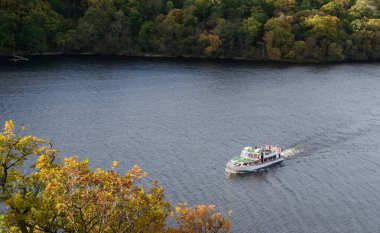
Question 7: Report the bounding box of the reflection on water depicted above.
[1,56,380,232]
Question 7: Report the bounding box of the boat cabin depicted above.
[240,147,261,160]
[240,146,281,162]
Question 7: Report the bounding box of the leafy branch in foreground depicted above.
[0,120,231,233]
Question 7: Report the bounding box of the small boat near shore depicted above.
[8,55,29,62]
[225,145,283,173]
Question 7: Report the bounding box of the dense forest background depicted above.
[0,0,379,61]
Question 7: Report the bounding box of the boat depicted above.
[225,145,284,173]
[8,55,29,62]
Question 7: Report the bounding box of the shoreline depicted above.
[1,52,379,64]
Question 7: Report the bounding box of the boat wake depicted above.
[281,145,303,159]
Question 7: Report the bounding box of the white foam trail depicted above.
[282,145,303,158]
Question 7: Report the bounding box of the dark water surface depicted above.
[1,56,380,232]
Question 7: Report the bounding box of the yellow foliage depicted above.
[4,120,14,134]
[111,160,120,169]
[367,19,380,31]
[169,203,231,233]
[272,0,296,12]
[39,156,171,233]
[0,121,231,233]
[199,31,222,57]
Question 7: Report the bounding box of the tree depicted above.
[13,0,63,53]
[168,203,231,233]
[299,0,330,10]
[349,0,379,19]
[241,16,262,43]
[213,18,243,57]
[264,15,295,59]
[348,29,380,60]
[127,9,143,42]
[250,6,269,23]
[190,0,218,22]
[138,21,157,52]
[155,7,198,55]
[0,120,61,233]
[303,15,347,56]
[0,12,18,52]
[327,42,344,61]
[1,0,379,61]
[0,121,231,233]
[320,0,350,17]
[55,29,77,51]
[38,157,171,233]
[0,121,45,200]
[77,7,111,50]
[199,31,222,56]
[270,0,296,13]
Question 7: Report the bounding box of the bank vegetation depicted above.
[0,0,379,61]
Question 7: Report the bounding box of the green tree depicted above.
[0,12,18,52]
[264,15,295,59]
[269,0,296,13]
[138,21,157,51]
[127,10,143,41]
[17,24,48,52]
[155,7,198,55]
[320,0,350,17]
[303,14,347,57]
[54,29,77,51]
[77,7,111,50]
[14,0,62,53]
[349,0,379,19]
[242,17,262,43]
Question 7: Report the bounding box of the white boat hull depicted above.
[225,157,283,173]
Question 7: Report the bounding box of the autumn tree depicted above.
[155,7,198,55]
[0,121,231,233]
[0,120,61,233]
[199,30,222,56]
[168,203,231,233]
[349,0,379,19]
[320,0,350,17]
[269,0,296,14]
[264,15,295,60]
[303,14,347,59]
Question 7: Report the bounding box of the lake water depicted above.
[1,56,380,232]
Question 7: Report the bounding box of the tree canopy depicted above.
[0,120,231,233]
[1,0,379,61]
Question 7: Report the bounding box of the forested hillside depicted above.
[1,0,379,61]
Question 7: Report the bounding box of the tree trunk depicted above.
[18,223,29,233]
